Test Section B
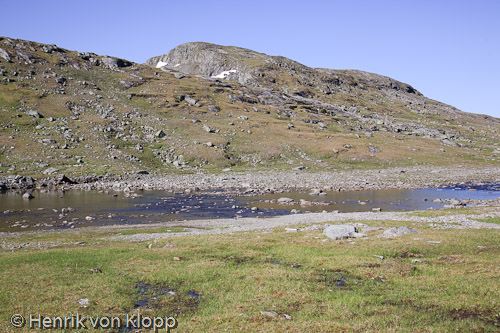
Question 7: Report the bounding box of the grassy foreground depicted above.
[0,219,499,332]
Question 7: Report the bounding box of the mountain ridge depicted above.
[0,36,499,179]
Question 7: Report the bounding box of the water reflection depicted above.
[0,183,498,232]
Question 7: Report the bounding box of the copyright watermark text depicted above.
[10,313,177,331]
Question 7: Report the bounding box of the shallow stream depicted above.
[0,182,498,232]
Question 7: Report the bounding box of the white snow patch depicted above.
[211,69,237,79]
[156,61,168,68]
[174,63,180,67]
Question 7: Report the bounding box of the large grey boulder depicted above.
[379,226,419,238]
[101,56,132,69]
[323,224,366,240]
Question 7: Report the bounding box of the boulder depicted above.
[323,224,365,240]
[41,44,63,53]
[43,167,59,175]
[155,130,166,138]
[22,192,34,200]
[207,105,220,112]
[379,226,419,238]
[55,174,75,184]
[185,96,199,106]
[309,188,323,196]
[101,56,132,69]
[277,197,294,204]
[202,125,214,133]
[0,48,11,62]
[27,110,43,118]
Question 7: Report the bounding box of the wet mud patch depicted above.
[383,299,500,327]
[209,254,257,265]
[378,260,418,276]
[265,257,303,270]
[206,254,303,269]
[316,269,363,290]
[384,248,425,259]
[395,249,425,259]
[134,281,199,316]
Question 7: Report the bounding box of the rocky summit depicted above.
[0,37,499,179]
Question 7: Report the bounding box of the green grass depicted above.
[474,217,500,225]
[1,220,499,331]
[116,227,187,235]
[408,207,488,217]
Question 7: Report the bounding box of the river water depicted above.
[0,182,499,232]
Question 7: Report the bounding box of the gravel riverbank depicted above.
[3,166,499,194]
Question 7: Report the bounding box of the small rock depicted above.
[260,311,278,317]
[90,268,102,274]
[22,192,34,200]
[277,197,294,204]
[173,257,181,261]
[78,298,89,307]
[85,216,95,221]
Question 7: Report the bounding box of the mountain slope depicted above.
[0,37,499,179]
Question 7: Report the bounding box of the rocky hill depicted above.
[0,37,499,180]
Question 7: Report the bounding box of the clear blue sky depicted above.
[1,0,499,117]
